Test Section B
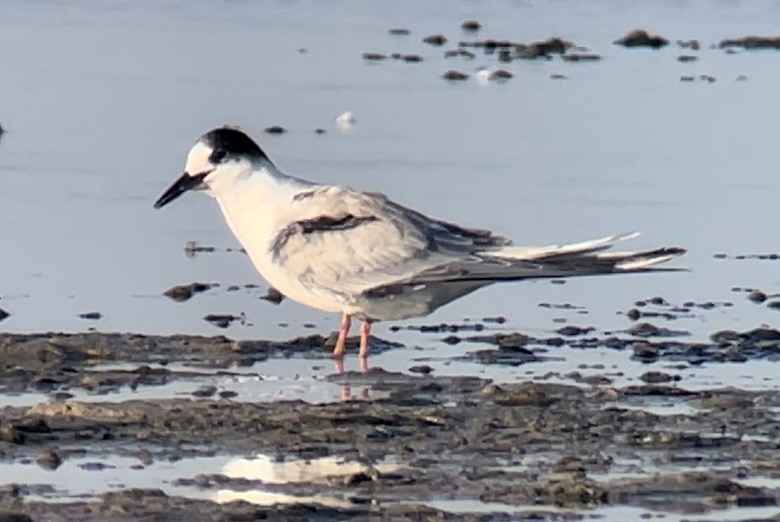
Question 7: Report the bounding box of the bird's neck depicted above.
[213,163,309,251]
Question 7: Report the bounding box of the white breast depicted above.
[214,176,346,314]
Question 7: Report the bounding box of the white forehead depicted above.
[185,141,213,174]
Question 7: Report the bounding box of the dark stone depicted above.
[192,385,218,398]
[264,126,286,135]
[614,29,669,49]
[260,287,285,305]
[489,69,513,81]
[639,371,679,384]
[37,450,63,470]
[461,20,481,32]
[362,52,386,61]
[720,36,780,50]
[203,314,242,329]
[442,70,469,81]
[423,34,448,46]
[444,49,476,59]
[562,53,601,62]
[164,282,214,302]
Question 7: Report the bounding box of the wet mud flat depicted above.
[1,332,780,520]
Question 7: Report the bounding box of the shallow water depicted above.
[2,0,779,344]
[2,0,780,517]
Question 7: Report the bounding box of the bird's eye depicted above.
[210,148,227,163]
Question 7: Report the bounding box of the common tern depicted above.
[154,127,685,359]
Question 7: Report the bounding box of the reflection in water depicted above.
[214,454,398,507]
[334,355,370,401]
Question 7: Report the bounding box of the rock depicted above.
[444,49,476,59]
[192,385,218,398]
[388,28,410,36]
[614,29,669,49]
[556,326,594,337]
[409,365,434,375]
[562,53,601,62]
[461,20,481,32]
[264,125,286,135]
[0,307,9,321]
[632,342,659,362]
[639,371,679,384]
[402,54,423,63]
[203,314,242,329]
[720,36,780,50]
[183,241,215,258]
[37,450,63,470]
[0,514,34,522]
[442,70,469,81]
[362,52,386,61]
[489,69,513,81]
[627,323,688,338]
[164,282,214,302]
[79,462,115,471]
[677,39,700,50]
[260,287,284,305]
[0,424,25,444]
[78,311,102,321]
[518,37,572,59]
[677,54,698,62]
[748,291,767,304]
[423,34,448,46]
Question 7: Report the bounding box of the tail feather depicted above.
[490,232,640,261]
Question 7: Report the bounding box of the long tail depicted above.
[483,232,686,278]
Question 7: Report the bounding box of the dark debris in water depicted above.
[442,70,469,81]
[614,29,669,49]
[461,20,481,33]
[183,240,215,258]
[714,252,780,260]
[163,282,215,302]
[388,28,410,36]
[260,286,285,305]
[720,35,780,50]
[203,313,245,329]
[422,34,447,47]
[78,311,102,321]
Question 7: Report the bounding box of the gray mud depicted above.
[1,332,780,520]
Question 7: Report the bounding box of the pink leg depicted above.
[333,313,351,357]
[359,320,372,358]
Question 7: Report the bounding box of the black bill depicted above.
[153,171,208,209]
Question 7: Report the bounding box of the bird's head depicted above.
[154,126,269,209]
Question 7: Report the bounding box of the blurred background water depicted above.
[1,0,779,350]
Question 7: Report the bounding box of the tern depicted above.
[154,126,685,359]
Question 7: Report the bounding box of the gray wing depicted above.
[268,185,510,299]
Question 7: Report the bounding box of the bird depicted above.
[154,126,685,360]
